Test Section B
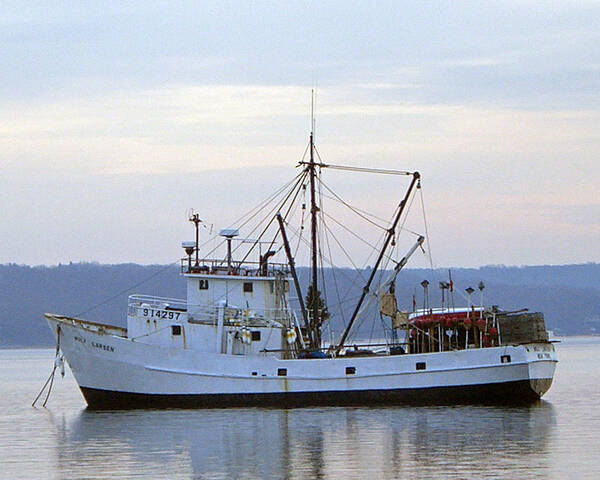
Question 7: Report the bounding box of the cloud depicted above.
[2,83,599,179]
[1,1,599,266]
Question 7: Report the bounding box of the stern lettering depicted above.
[91,341,114,353]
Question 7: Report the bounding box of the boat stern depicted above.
[523,342,558,399]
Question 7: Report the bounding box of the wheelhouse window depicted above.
[243,282,253,293]
[199,279,209,290]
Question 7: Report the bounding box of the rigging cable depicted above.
[204,169,307,260]
[418,181,435,271]
[374,183,419,291]
[237,170,308,265]
[320,164,413,176]
[68,172,309,321]
[293,182,307,257]
[283,220,364,287]
[74,262,179,318]
[320,213,348,338]
[263,170,310,259]
[317,177,388,231]
[418,180,438,289]
[278,222,364,334]
[313,146,412,176]
[318,219,377,343]
[319,191,422,237]
[243,170,309,265]
[321,211,381,255]
[319,195,416,270]
[317,165,329,332]
[319,219,368,284]
[347,184,420,345]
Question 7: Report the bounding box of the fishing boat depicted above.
[45,121,557,409]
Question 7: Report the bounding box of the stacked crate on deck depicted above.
[498,312,549,344]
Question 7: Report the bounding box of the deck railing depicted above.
[127,294,293,328]
[187,304,293,327]
[180,258,289,277]
[128,294,187,310]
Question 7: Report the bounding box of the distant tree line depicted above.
[1,262,599,347]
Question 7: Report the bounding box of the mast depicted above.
[308,111,320,349]
[335,172,421,351]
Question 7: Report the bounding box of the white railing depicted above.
[127,295,294,328]
[180,257,289,276]
[186,305,220,324]
[128,294,187,310]
[127,295,188,322]
[187,303,293,327]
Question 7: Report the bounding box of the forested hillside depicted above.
[1,263,598,347]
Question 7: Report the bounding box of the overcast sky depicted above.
[1,1,599,268]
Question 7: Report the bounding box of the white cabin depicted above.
[126,256,296,358]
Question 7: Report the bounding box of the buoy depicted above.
[476,318,486,329]
[55,355,65,378]
[464,318,472,328]
[489,327,498,337]
[240,328,252,344]
[285,328,297,344]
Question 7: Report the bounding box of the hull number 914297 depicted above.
[142,308,181,320]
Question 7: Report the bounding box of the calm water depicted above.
[1,337,599,479]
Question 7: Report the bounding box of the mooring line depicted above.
[32,325,62,408]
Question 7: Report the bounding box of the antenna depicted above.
[188,210,202,267]
[311,89,316,137]
[421,280,430,311]
[478,281,485,310]
[448,270,455,311]
[465,287,475,313]
[439,281,449,310]
[182,241,196,271]
[219,228,240,274]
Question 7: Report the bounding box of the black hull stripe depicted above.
[80,379,552,410]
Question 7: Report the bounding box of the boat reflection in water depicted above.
[53,403,555,479]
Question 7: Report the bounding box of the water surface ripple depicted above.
[1,337,598,479]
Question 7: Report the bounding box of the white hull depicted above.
[47,315,557,409]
